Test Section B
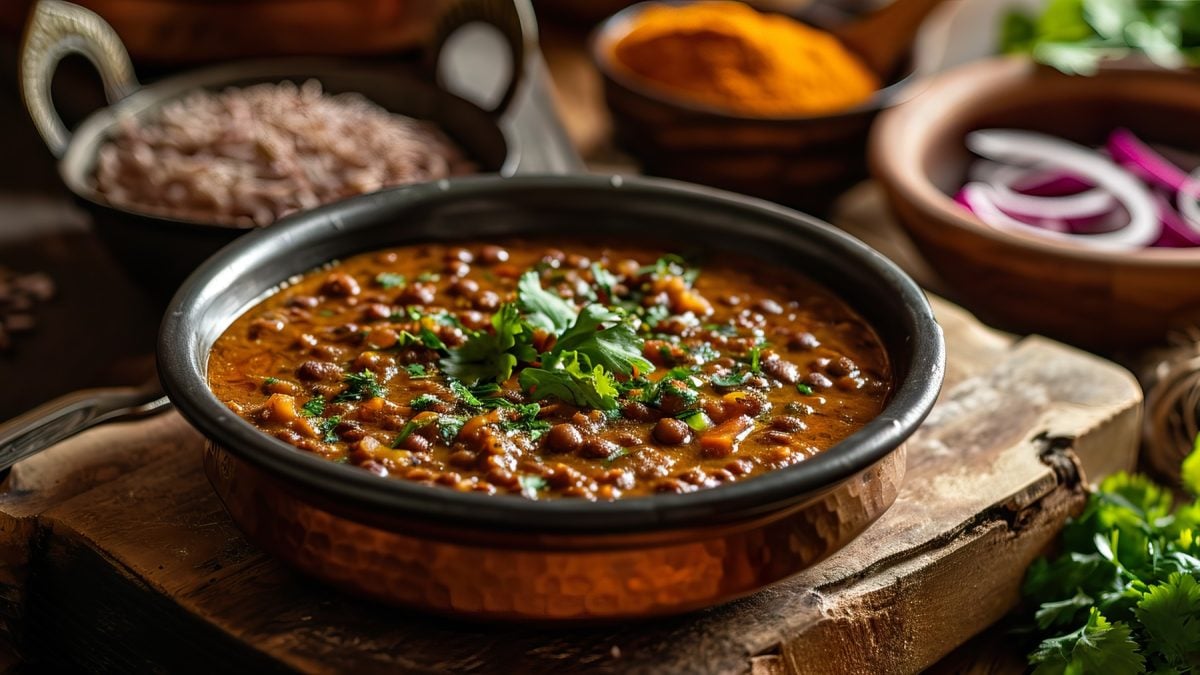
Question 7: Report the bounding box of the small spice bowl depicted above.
[870,56,1200,349]
[19,0,537,296]
[590,0,935,214]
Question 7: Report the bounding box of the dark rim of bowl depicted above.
[588,0,917,123]
[58,57,519,233]
[158,174,945,535]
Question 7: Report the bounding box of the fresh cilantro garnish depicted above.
[604,446,629,464]
[517,270,577,333]
[797,383,814,395]
[440,268,656,410]
[747,345,764,373]
[518,474,548,498]
[419,327,447,351]
[591,263,618,301]
[375,272,406,289]
[318,415,341,443]
[300,397,326,417]
[1029,608,1144,675]
[1000,0,1200,75]
[416,271,440,282]
[521,352,620,409]
[436,416,466,444]
[405,363,430,379]
[263,376,279,386]
[712,370,750,388]
[1021,441,1200,673]
[334,370,386,402]
[689,343,720,364]
[409,394,441,411]
[639,304,671,332]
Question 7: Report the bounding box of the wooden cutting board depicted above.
[0,293,1140,674]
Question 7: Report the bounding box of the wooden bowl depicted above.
[870,56,1200,350]
[590,1,919,215]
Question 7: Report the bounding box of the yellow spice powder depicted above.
[611,1,880,116]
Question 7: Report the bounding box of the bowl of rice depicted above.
[19,0,536,295]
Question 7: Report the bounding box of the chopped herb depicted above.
[334,370,386,402]
[500,417,552,440]
[748,345,764,373]
[639,254,700,286]
[263,376,280,386]
[405,363,430,378]
[391,415,435,447]
[300,397,326,417]
[409,394,441,411]
[711,370,750,388]
[318,309,335,318]
[436,416,466,444]
[375,272,406,289]
[416,271,440,282]
[517,270,577,333]
[797,383,814,395]
[640,304,671,332]
[520,352,620,409]
[591,263,618,301]
[419,327,447,351]
[319,415,342,443]
[518,474,548,498]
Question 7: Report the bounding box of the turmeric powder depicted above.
[610,2,880,117]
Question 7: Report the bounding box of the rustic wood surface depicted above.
[0,295,1142,674]
[0,16,1146,675]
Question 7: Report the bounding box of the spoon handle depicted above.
[0,387,171,472]
[835,0,948,78]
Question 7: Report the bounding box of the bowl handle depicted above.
[428,0,537,119]
[19,0,139,158]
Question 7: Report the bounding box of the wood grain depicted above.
[0,298,1141,674]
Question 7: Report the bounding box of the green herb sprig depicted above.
[1001,0,1200,74]
[1020,440,1200,673]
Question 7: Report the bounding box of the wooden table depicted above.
[0,19,1144,675]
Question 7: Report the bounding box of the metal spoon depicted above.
[0,384,171,472]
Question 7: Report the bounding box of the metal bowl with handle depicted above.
[19,0,538,295]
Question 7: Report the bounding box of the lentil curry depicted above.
[208,240,891,500]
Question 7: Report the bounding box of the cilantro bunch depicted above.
[1021,443,1200,673]
[1001,0,1200,74]
[440,270,654,409]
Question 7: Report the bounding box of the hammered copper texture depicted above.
[204,442,905,620]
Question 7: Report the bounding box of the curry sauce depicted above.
[207,240,891,500]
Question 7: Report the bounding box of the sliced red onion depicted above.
[1177,166,1200,239]
[959,183,1072,234]
[989,182,1115,220]
[965,130,1160,250]
[1108,128,1188,193]
[1154,191,1200,247]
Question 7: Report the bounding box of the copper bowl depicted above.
[589,1,923,214]
[19,0,535,295]
[870,56,1200,349]
[158,174,945,620]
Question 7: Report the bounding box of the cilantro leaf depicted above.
[300,397,326,417]
[1135,572,1200,668]
[518,474,547,498]
[333,370,385,402]
[520,351,619,409]
[439,303,533,385]
[711,370,749,388]
[550,304,654,376]
[517,270,577,333]
[318,415,342,444]
[1029,608,1144,675]
[405,363,430,379]
[409,394,441,411]
[375,272,406,289]
[1036,592,1095,630]
[436,416,466,444]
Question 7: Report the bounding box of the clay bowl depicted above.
[19,0,534,296]
[158,174,945,621]
[870,56,1200,350]
[590,0,941,214]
